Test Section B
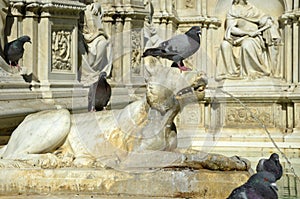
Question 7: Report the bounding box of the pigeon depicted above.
[256,153,283,180]
[4,35,31,71]
[88,71,111,111]
[227,171,278,199]
[142,26,201,72]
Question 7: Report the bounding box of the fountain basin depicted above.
[0,168,249,198]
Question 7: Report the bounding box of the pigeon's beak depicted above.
[271,182,278,191]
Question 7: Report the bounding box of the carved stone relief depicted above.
[215,0,282,80]
[131,29,142,76]
[225,105,273,127]
[177,103,202,127]
[51,30,72,72]
[185,0,194,9]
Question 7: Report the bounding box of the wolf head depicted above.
[145,65,207,114]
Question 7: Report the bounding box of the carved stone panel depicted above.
[131,29,142,77]
[51,30,72,72]
[177,103,203,128]
[224,104,274,128]
[185,0,195,8]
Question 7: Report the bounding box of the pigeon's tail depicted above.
[142,48,166,58]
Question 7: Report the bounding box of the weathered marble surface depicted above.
[0,168,249,199]
[0,65,249,172]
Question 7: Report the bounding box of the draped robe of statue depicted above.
[0,0,8,58]
[79,0,112,86]
[216,2,281,80]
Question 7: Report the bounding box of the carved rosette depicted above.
[51,30,72,72]
[225,106,273,127]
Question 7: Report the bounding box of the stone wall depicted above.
[0,0,87,139]
[0,0,299,173]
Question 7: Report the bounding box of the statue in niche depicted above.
[78,0,112,86]
[0,65,250,172]
[216,0,281,80]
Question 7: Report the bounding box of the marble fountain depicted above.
[0,0,299,198]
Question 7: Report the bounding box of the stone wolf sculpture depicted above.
[0,64,249,171]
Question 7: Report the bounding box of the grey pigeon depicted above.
[88,71,111,111]
[227,171,278,199]
[256,153,283,180]
[4,35,31,71]
[142,26,201,72]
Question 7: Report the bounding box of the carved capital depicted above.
[9,1,25,16]
[279,11,299,25]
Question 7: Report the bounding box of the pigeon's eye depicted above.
[263,177,268,182]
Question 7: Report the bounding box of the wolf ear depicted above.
[144,61,160,83]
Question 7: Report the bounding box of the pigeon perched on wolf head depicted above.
[256,153,283,180]
[4,35,31,71]
[227,171,278,199]
[88,71,111,112]
[142,26,201,72]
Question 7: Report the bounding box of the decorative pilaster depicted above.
[37,1,84,91]
[103,1,148,85]
[279,11,300,85]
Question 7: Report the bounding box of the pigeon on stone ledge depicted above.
[142,26,201,72]
[256,153,283,180]
[88,71,111,112]
[4,35,31,71]
[227,171,278,199]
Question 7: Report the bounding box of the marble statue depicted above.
[0,64,250,171]
[216,0,281,80]
[143,0,165,70]
[0,0,8,58]
[143,0,163,49]
[78,0,112,86]
[0,0,12,73]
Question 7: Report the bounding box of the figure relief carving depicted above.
[131,29,142,75]
[216,0,281,81]
[52,30,72,71]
